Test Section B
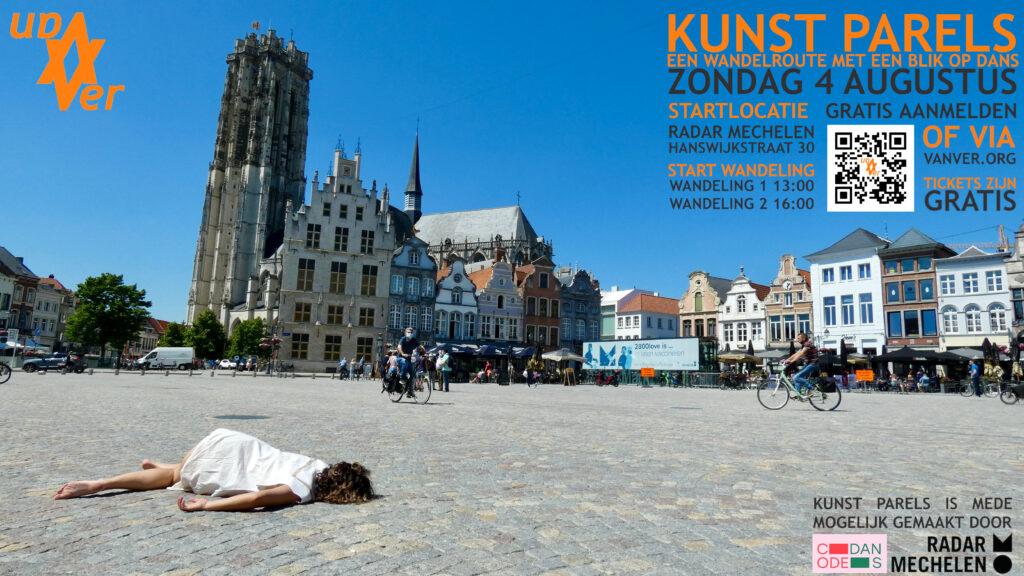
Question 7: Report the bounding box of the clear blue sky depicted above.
[1,1,1019,321]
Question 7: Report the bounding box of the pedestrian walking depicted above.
[970,360,982,396]
[338,357,347,379]
[437,347,451,392]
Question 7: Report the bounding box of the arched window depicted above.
[464,313,476,339]
[389,305,402,329]
[405,306,418,330]
[436,310,447,337]
[497,295,505,309]
[451,312,462,340]
[694,292,703,312]
[407,277,420,299]
[737,295,746,313]
[989,304,1007,332]
[965,305,982,333]
[421,307,433,333]
[941,306,958,334]
[409,251,420,265]
[452,287,463,305]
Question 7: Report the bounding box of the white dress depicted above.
[168,429,328,503]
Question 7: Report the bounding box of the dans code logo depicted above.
[813,534,887,573]
[10,12,125,110]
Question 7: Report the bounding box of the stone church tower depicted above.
[187,30,313,325]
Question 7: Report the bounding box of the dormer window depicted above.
[410,251,420,265]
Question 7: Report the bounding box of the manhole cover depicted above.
[213,415,269,420]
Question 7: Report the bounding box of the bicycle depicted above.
[1000,381,1023,405]
[384,368,430,404]
[960,379,999,398]
[757,365,841,411]
[0,361,11,384]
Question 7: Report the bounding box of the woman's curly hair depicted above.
[313,462,374,504]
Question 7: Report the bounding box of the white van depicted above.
[137,347,195,370]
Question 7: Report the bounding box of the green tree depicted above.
[65,273,152,361]
[187,309,226,360]
[158,322,187,347]
[227,319,269,359]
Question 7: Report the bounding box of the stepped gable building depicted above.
[414,205,552,268]
[678,271,732,339]
[935,247,1013,350]
[386,236,438,347]
[556,266,601,351]
[877,228,956,350]
[1006,220,1024,327]
[764,255,813,350]
[718,268,770,352]
[805,228,888,355]
[516,256,561,350]
[188,30,314,326]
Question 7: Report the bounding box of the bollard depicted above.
[141,369,146,376]
[89,368,94,375]
[189,368,193,377]
[165,370,170,377]
[331,372,335,380]
[232,371,236,378]
[210,370,215,377]
[115,367,120,375]
[252,369,256,378]
[311,372,316,380]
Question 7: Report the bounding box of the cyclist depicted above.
[783,331,819,398]
[397,327,425,398]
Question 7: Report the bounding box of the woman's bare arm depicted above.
[178,484,300,512]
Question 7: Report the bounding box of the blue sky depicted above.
[1,1,1019,321]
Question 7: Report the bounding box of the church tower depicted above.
[187,30,313,325]
[404,133,423,224]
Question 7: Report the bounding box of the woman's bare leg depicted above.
[56,446,197,499]
[141,459,177,470]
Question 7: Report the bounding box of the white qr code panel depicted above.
[827,125,914,213]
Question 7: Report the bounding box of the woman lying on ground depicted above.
[54,428,373,512]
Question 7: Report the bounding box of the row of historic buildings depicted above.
[602,225,1024,356]
[0,246,76,351]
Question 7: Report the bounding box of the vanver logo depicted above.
[10,12,125,110]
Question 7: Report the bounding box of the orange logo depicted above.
[10,12,125,110]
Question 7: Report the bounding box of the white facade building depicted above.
[615,294,679,340]
[434,258,479,342]
[600,287,655,340]
[935,247,1013,349]
[718,269,769,352]
[805,229,888,354]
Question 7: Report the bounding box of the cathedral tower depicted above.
[404,133,423,224]
[187,30,313,325]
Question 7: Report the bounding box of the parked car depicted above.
[219,358,238,370]
[22,353,68,372]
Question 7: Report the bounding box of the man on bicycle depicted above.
[397,327,425,398]
[783,332,819,398]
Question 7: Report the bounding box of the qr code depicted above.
[827,125,914,213]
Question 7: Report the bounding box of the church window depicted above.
[330,262,346,294]
[305,224,321,249]
[360,265,378,296]
[296,259,315,291]
[334,227,348,252]
[360,230,375,254]
[322,202,331,217]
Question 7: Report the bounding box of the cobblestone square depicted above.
[1,372,1021,575]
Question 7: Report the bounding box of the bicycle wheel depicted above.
[1000,386,1019,405]
[984,383,999,398]
[0,362,10,384]
[959,380,974,397]
[411,375,431,404]
[387,376,405,403]
[757,380,789,410]
[808,382,842,411]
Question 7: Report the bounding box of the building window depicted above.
[322,202,332,217]
[822,268,835,283]
[840,266,853,281]
[858,263,871,279]
[590,321,599,341]
[356,337,372,363]
[901,281,917,303]
[922,310,937,336]
[1013,288,1024,323]
[324,335,342,361]
[339,204,348,219]
[797,314,810,336]
[549,327,559,346]
[918,257,932,270]
[965,306,982,333]
[724,323,734,342]
[919,279,934,301]
[509,319,520,340]
[355,206,364,221]
[481,316,492,338]
[884,261,898,275]
[539,298,548,317]
[824,297,836,326]
[657,317,663,329]
[858,293,873,324]
[407,277,419,298]
[497,295,504,309]
[990,305,1007,332]
[327,305,344,324]
[939,274,955,296]
[737,295,746,313]
[294,302,311,323]
[360,265,377,296]
[409,251,420,265]
[405,306,418,330]
[562,317,572,340]
[986,271,1003,292]
[903,310,920,337]
[330,262,346,294]
[539,274,549,289]
[577,319,586,340]
[463,312,475,338]
[334,227,349,252]
[736,322,748,342]
[436,310,447,337]
[885,282,900,304]
[291,333,309,360]
[694,292,703,312]
[887,311,902,337]
[769,316,782,341]
[305,224,321,249]
[551,300,559,318]
[841,295,855,325]
[360,230,375,254]
[296,258,315,291]
[963,273,979,294]
[617,317,623,329]
[452,287,463,305]
[422,280,433,297]
[496,317,508,340]
[784,293,793,307]
[576,302,585,312]
[358,307,374,327]
[647,317,652,328]
[942,307,958,333]
[900,258,916,273]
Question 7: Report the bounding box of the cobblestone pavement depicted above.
[1,371,1021,575]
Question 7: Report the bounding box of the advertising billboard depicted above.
[582,338,700,371]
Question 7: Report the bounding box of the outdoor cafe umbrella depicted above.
[476,344,509,356]
[948,347,984,361]
[872,346,962,364]
[839,338,849,367]
[718,352,759,363]
[542,348,586,362]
